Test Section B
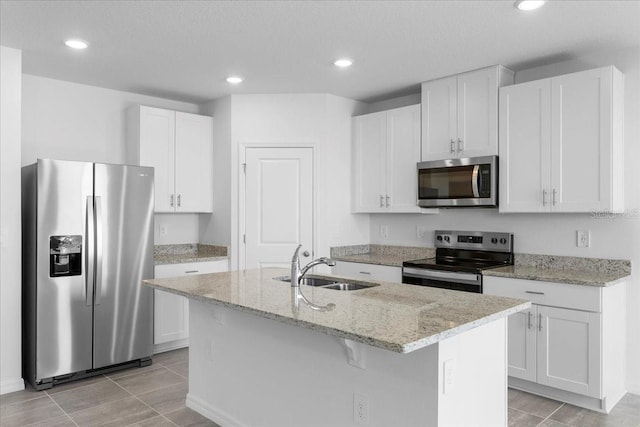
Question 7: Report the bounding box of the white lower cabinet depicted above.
[484,276,626,413]
[332,261,402,283]
[153,259,228,353]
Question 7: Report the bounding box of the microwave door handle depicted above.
[471,165,480,198]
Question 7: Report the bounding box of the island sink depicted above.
[273,275,379,290]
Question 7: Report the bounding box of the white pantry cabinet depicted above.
[153,259,228,353]
[128,105,213,213]
[499,66,624,213]
[332,261,402,283]
[484,276,626,413]
[421,65,514,161]
[352,104,423,213]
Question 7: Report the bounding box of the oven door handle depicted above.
[402,267,480,283]
[471,165,480,198]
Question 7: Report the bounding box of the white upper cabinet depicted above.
[421,66,514,161]
[352,104,422,213]
[499,66,624,213]
[128,106,213,213]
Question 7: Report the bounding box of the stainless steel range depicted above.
[402,230,514,293]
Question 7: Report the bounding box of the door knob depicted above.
[302,251,310,257]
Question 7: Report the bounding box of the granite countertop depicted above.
[330,244,435,267]
[154,244,228,265]
[143,268,530,354]
[332,245,631,287]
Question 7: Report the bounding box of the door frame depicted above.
[238,143,318,270]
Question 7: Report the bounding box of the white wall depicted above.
[1,46,24,394]
[369,46,640,393]
[200,94,370,269]
[22,75,203,245]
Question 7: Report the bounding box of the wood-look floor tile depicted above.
[105,362,164,380]
[45,374,107,395]
[508,408,544,427]
[164,407,220,427]
[0,396,65,427]
[49,378,130,414]
[136,381,189,414]
[508,388,564,419]
[68,396,158,427]
[165,360,188,378]
[153,348,189,367]
[538,420,572,427]
[0,385,45,407]
[113,367,185,396]
[550,401,640,427]
[24,414,77,426]
[127,414,177,426]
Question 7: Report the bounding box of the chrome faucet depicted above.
[290,244,336,288]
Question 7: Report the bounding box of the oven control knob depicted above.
[491,237,498,244]
[499,238,507,245]
[444,236,450,242]
[436,235,443,242]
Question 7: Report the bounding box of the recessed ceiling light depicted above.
[64,39,89,49]
[514,0,545,11]
[334,58,353,68]
[226,76,243,84]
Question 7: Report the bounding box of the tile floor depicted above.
[1,348,639,426]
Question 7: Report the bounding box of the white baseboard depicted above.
[1,378,25,395]
[153,338,189,354]
[626,381,640,395]
[186,392,246,427]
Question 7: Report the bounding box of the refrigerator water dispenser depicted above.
[49,235,82,277]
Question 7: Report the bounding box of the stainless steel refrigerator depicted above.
[22,158,154,390]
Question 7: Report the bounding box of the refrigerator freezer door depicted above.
[35,159,94,380]
[93,163,154,368]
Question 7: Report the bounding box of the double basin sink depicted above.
[274,275,379,291]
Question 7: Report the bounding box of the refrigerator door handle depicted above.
[94,196,103,306]
[85,196,95,306]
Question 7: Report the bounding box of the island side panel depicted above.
[186,300,509,427]
[187,300,440,427]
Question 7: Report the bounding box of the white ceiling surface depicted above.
[1,1,639,104]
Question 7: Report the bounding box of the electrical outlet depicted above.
[354,393,369,425]
[159,225,167,237]
[577,230,590,248]
[379,224,388,238]
[416,225,428,239]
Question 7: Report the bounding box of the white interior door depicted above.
[244,147,314,269]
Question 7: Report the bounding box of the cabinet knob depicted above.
[552,189,557,206]
[457,138,463,154]
[170,194,174,207]
[542,189,547,206]
[380,195,384,207]
[177,194,182,207]
[450,139,456,154]
[386,195,390,207]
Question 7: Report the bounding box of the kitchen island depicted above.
[144,268,530,427]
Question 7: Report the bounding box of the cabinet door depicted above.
[139,107,175,212]
[551,68,612,212]
[456,68,500,158]
[536,305,601,398]
[421,76,457,161]
[332,261,402,283]
[507,307,537,382]
[352,112,387,212]
[175,112,213,213]
[386,105,421,213]
[498,79,552,212]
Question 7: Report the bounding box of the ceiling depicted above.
[1,1,639,104]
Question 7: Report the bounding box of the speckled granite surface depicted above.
[144,267,530,353]
[484,254,631,287]
[330,244,435,267]
[154,244,228,265]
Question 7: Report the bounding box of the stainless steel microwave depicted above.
[417,155,498,208]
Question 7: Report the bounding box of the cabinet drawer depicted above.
[332,261,402,283]
[155,259,228,278]
[484,276,601,312]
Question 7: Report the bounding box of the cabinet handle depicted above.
[184,270,199,274]
[525,291,545,295]
[170,194,175,207]
[386,195,390,207]
[542,189,547,206]
[457,138,463,154]
[177,194,182,207]
[380,195,384,207]
[450,139,456,154]
[552,189,557,206]
[359,271,371,275]
[538,313,543,332]
[528,311,532,330]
